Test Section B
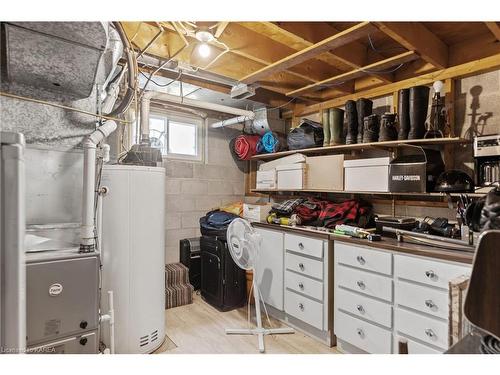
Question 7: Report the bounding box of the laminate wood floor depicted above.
[156,293,341,354]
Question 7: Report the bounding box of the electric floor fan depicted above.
[225,218,294,353]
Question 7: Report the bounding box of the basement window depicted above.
[149,111,203,161]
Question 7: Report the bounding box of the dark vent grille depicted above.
[151,329,159,342]
[139,334,149,347]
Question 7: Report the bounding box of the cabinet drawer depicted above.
[395,280,449,319]
[285,270,323,301]
[286,252,323,280]
[395,307,449,350]
[394,255,470,290]
[336,287,392,328]
[285,290,323,330]
[394,336,442,354]
[335,242,392,276]
[335,311,392,354]
[336,265,393,302]
[285,234,324,259]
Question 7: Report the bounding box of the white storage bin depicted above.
[344,157,391,192]
[276,163,307,190]
[242,203,273,222]
[256,169,276,189]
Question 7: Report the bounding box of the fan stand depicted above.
[225,277,294,353]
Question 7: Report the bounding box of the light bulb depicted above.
[198,43,211,58]
[433,80,444,95]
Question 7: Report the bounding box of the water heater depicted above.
[100,165,165,353]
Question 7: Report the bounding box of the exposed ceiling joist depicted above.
[485,22,500,41]
[375,22,449,69]
[296,52,500,116]
[287,51,418,97]
[214,22,229,38]
[240,22,376,84]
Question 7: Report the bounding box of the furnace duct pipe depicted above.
[80,120,117,252]
[140,91,255,142]
[210,115,250,129]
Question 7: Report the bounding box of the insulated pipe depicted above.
[140,91,255,142]
[210,115,251,129]
[80,121,118,252]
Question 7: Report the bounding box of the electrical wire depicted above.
[139,70,182,88]
[359,63,405,74]
[368,33,408,54]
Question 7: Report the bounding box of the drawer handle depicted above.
[298,303,304,311]
[425,328,436,338]
[298,242,304,250]
[298,282,304,290]
[356,255,366,265]
[425,270,436,279]
[356,304,365,314]
[298,263,305,271]
[356,328,365,338]
[425,299,436,309]
[356,280,366,290]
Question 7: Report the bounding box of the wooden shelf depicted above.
[250,188,486,198]
[250,137,470,161]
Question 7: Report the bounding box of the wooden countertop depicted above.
[252,222,474,264]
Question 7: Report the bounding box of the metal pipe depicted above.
[140,91,254,142]
[80,121,117,252]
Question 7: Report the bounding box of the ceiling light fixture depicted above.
[198,43,211,58]
[195,29,214,43]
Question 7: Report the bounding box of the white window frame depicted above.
[149,110,204,162]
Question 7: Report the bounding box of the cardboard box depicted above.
[258,153,306,171]
[243,203,273,222]
[276,163,307,190]
[305,155,345,190]
[256,170,276,190]
[344,157,391,192]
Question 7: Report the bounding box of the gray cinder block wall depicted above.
[164,123,246,264]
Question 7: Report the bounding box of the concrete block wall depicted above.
[164,123,246,264]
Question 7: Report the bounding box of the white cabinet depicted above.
[255,228,284,311]
[334,241,471,354]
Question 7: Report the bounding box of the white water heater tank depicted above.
[100,165,165,353]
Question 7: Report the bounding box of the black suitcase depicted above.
[200,236,246,311]
[179,238,201,290]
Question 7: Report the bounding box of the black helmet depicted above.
[435,170,474,193]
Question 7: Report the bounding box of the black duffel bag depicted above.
[287,119,324,150]
[199,210,240,239]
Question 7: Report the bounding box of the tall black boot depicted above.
[356,98,373,143]
[379,113,398,142]
[362,114,380,143]
[408,85,430,139]
[397,88,410,140]
[345,100,358,144]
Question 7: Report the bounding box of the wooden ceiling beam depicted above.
[375,22,449,69]
[287,51,418,97]
[214,22,229,38]
[295,52,500,116]
[240,22,376,84]
[485,22,500,41]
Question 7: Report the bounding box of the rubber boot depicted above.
[322,110,330,146]
[345,100,358,144]
[362,114,380,143]
[329,108,344,145]
[356,98,373,143]
[397,88,410,140]
[379,113,398,141]
[408,85,430,139]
